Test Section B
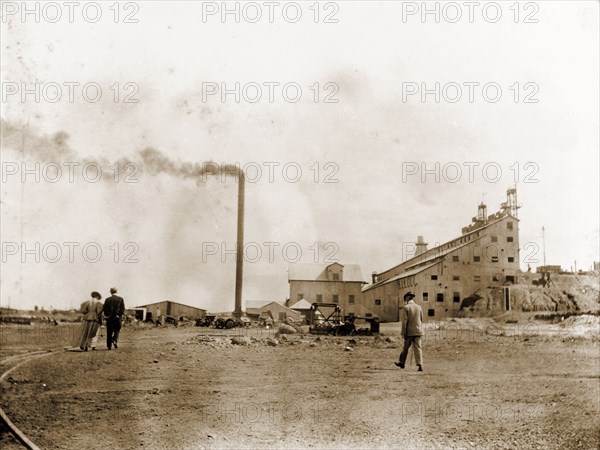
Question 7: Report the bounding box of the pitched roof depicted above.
[288,263,366,282]
[289,299,312,309]
[362,260,442,292]
[403,238,481,271]
[252,302,302,319]
[135,300,206,311]
[245,300,280,309]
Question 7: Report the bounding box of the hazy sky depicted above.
[1,1,598,312]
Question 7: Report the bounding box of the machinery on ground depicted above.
[308,303,379,335]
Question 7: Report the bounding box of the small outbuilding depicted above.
[289,298,312,323]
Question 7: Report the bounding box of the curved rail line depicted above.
[0,349,68,450]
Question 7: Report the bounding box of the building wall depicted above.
[362,215,520,321]
[139,301,206,320]
[536,265,562,273]
[361,278,407,322]
[289,280,365,318]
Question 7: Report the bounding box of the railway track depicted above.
[0,349,68,450]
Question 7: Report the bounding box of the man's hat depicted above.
[404,291,415,300]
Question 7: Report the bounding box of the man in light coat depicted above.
[395,291,424,372]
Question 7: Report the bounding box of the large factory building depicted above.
[362,188,521,321]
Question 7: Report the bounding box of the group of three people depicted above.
[75,287,125,351]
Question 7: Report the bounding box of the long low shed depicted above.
[135,301,206,321]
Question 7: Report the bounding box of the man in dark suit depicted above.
[395,291,424,372]
[103,287,125,350]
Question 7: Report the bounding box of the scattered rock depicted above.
[279,324,297,334]
[231,336,251,346]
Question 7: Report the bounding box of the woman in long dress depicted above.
[75,292,104,351]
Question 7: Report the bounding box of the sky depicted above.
[1,1,598,312]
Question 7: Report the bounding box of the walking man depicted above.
[395,292,424,372]
[103,287,125,350]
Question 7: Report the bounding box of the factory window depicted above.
[506,276,515,284]
[349,295,355,304]
[375,299,381,306]
[507,222,513,230]
[507,236,514,242]
[436,293,444,302]
[452,255,459,262]
[508,257,515,263]
[316,294,323,302]
[491,236,498,242]
[474,275,481,282]
[428,309,435,317]
[298,294,303,301]
[453,292,461,303]
[332,295,339,303]
[431,275,438,280]
[491,256,499,263]
[332,273,340,281]
[422,292,429,301]
[473,256,481,262]
[452,275,460,281]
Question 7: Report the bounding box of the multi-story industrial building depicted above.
[287,262,370,317]
[362,188,521,321]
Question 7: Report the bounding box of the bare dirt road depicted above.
[1,318,598,449]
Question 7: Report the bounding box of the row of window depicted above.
[374,292,461,305]
[449,255,515,263]
[430,222,513,255]
[298,294,355,304]
[399,275,415,288]
[490,235,515,243]
[425,292,460,303]
[431,274,515,282]
[436,230,480,254]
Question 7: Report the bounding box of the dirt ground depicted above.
[1,317,599,450]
